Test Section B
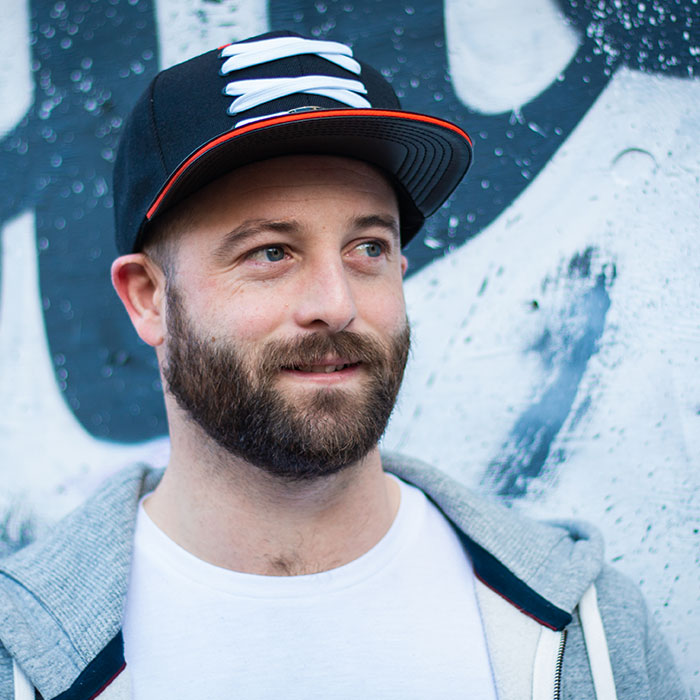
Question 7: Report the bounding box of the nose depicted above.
[293,257,357,333]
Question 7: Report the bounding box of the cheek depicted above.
[355,279,407,329]
[196,283,292,343]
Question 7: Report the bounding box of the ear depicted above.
[400,254,408,277]
[111,254,167,347]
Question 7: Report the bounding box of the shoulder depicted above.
[383,452,687,698]
[0,463,163,698]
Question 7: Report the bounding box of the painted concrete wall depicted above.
[0,0,698,692]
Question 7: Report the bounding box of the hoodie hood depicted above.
[0,456,605,698]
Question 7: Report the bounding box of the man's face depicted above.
[160,156,410,480]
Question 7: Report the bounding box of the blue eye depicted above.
[262,246,285,262]
[361,242,383,258]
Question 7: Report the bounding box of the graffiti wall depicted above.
[0,0,698,691]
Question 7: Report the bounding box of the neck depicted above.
[145,424,400,576]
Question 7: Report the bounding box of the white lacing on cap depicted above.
[219,36,371,121]
[220,37,361,74]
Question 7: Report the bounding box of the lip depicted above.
[279,361,363,384]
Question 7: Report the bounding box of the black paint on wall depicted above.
[0,0,165,441]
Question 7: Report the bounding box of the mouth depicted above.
[283,360,361,374]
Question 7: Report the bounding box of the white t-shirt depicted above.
[122,476,497,699]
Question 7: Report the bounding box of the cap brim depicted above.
[141,109,473,249]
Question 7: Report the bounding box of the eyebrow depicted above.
[211,219,300,263]
[351,214,400,241]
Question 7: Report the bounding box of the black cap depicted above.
[113,30,473,255]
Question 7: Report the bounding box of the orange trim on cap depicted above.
[146,109,473,220]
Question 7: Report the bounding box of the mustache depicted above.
[258,328,409,374]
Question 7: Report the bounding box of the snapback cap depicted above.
[113,30,473,255]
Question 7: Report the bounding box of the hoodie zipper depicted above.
[553,628,568,700]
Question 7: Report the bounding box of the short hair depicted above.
[140,197,197,280]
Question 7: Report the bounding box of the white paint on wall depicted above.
[445,0,580,114]
[0,212,169,531]
[384,67,700,691]
[154,0,269,69]
[0,0,32,136]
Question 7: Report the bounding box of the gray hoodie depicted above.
[0,455,687,699]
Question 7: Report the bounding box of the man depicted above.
[0,30,685,700]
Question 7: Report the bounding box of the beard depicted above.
[162,286,410,481]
